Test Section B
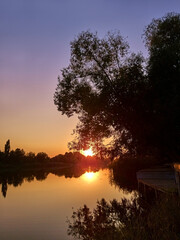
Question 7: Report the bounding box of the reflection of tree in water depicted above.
[67,197,142,240]
[67,197,180,240]
[2,180,7,198]
[109,162,137,192]
[109,167,137,193]
[0,162,138,198]
[0,173,24,197]
[0,165,136,198]
[52,166,99,179]
[35,171,48,181]
[51,166,84,179]
[0,166,100,198]
[0,170,50,198]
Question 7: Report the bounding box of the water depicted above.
[0,168,134,240]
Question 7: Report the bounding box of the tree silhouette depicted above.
[143,13,180,160]
[54,13,180,161]
[36,152,49,163]
[9,148,25,163]
[4,139,10,158]
[54,31,146,156]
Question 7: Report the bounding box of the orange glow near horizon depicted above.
[81,148,94,157]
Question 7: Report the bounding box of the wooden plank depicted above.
[137,166,177,194]
[174,163,180,172]
[174,163,180,196]
[137,171,174,180]
[138,179,177,193]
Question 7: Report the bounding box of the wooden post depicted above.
[138,180,140,192]
[143,183,147,200]
[174,163,180,197]
[155,188,158,199]
[177,172,180,196]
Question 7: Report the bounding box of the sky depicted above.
[0,0,180,157]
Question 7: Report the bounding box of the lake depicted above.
[0,168,135,240]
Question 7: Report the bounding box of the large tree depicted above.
[54,13,180,161]
[54,31,146,156]
[144,13,180,160]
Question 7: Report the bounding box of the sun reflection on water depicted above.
[82,171,98,182]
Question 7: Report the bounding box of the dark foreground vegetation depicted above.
[67,196,180,240]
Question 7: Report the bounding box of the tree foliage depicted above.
[54,31,146,156]
[144,13,180,159]
[36,152,49,163]
[9,148,25,162]
[54,13,180,161]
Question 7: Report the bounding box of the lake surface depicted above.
[0,168,135,240]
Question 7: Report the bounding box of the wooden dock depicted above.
[174,163,180,195]
[137,165,180,197]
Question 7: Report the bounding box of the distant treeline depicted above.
[0,140,105,170]
[0,140,108,198]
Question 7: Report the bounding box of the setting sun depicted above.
[81,148,94,157]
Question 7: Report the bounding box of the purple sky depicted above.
[1,0,180,156]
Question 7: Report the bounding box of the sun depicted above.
[81,148,94,157]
